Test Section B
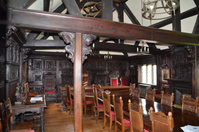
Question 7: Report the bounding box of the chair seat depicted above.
[98,104,104,109]
[86,101,93,105]
[155,94,162,97]
[105,111,115,118]
[116,118,130,126]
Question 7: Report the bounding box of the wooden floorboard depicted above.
[44,103,114,132]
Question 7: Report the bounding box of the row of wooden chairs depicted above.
[101,89,174,132]
[60,85,95,115]
[130,85,199,113]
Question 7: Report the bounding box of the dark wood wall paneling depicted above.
[5,38,20,101]
[0,44,6,101]
[28,54,130,89]
[131,47,193,103]
[0,0,7,101]
[84,56,129,86]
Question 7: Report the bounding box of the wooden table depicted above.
[99,93,199,132]
[12,95,46,132]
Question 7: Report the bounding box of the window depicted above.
[138,64,157,85]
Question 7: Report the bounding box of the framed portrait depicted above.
[161,68,170,83]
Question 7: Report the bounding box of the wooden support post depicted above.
[74,32,83,132]
[193,47,199,97]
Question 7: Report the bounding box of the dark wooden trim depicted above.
[102,0,113,20]
[123,3,140,25]
[94,42,137,52]
[193,15,199,34]
[63,0,82,16]
[8,8,199,46]
[150,7,198,28]
[194,0,199,10]
[8,0,36,9]
[26,3,66,41]
[172,3,181,32]
[43,0,50,11]
[74,32,83,132]
[23,40,65,48]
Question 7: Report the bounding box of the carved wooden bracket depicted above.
[59,32,96,62]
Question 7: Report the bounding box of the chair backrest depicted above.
[161,91,174,107]
[196,97,199,114]
[102,90,111,116]
[92,84,101,108]
[129,83,136,95]
[60,86,68,104]
[82,86,87,105]
[182,94,198,113]
[130,87,141,101]
[113,94,124,124]
[66,85,72,104]
[145,88,156,102]
[150,107,174,132]
[128,100,143,132]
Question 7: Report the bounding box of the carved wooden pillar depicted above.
[59,30,95,132]
[193,46,199,97]
[74,32,83,132]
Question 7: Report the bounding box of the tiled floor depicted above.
[44,103,115,132]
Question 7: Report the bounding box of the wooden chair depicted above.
[150,107,174,132]
[82,86,93,115]
[4,99,33,132]
[161,91,174,107]
[60,86,68,109]
[182,94,198,113]
[66,85,73,113]
[101,90,115,130]
[130,86,141,101]
[145,88,156,102]
[129,83,136,95]
[92,84,104,122]
[113,95,130,132]
[128,100,147,132]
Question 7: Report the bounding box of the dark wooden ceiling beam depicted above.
[8,8,199,46]
[172,1,181,32]
[26,3,66,41]
[102,0,113,20]
[123,3,140,25]
[193,0,199,34]
[194,0,199,10]
[43,0,50,11]
[63,0,82,16]
[94,42,137,52]
[193,15,199,34]
[8,0,36,9]
[23,40,65,48]
[150,7,198,28]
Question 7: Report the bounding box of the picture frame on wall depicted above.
[161,68,170,83]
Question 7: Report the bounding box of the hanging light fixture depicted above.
[142,0,179,20]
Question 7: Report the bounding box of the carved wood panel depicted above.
[45,60,55,71]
